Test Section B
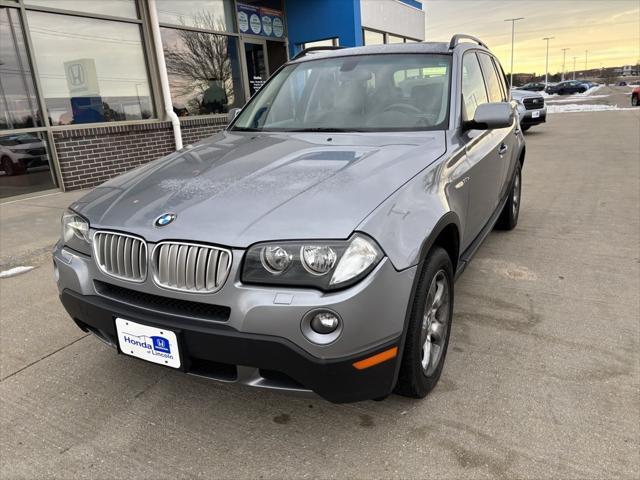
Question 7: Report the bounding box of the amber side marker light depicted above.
[352,346,398,370]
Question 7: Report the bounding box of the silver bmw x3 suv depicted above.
[54,35,525,403]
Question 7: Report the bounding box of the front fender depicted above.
[357,159,463,271]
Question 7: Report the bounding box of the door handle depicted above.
[498,143,508,156]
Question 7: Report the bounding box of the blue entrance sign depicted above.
[237,3,285,38]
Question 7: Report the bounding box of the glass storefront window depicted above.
[26,11,154,126]
[0,7,42,129]
[363,29,384,46]
[157,0,235,32]
[161,27,244,116]
[0,131,57,198]
[24,0,138,19]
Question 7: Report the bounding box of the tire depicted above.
[395,246,454,398]
[1,156,25,176]
[633,95,638,107]
[495,162,522,230]
[521,125,531,132]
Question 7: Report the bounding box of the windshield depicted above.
[231,54,451,132]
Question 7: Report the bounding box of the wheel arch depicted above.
[390,211,461,391]
[416,212,461,274]
[518,144,526,167]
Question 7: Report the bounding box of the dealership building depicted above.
[0,0,425,199]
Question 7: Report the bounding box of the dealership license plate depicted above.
[532,110,540,118]
[115,318,181,369]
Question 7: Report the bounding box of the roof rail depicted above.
[449,34,488,50]
[292,45,344,60]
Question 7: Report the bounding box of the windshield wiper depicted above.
[288,127,359,132]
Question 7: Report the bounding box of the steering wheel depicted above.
[383,103,423,115]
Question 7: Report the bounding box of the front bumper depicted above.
[60,289,400,403]
[519,107,547,126]
[53,243,416,403]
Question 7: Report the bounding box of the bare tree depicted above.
[164,12,235,114]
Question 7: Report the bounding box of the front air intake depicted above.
[152,242,231,293]
[93,231,148,282]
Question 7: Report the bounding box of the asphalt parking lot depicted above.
[1,109,639,479]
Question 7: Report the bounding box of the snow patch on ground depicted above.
[580,84,604,96]
[547,104,634,113]
[546,95,610,103]
[0,266,35,278]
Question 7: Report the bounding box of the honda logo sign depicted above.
[64,58,100,97]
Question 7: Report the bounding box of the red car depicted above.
[632,86,640,106]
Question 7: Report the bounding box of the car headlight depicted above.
[61,209,91,255]
[242,234,383,290]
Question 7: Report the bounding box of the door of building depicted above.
[242,39,269,98]
[266,40,288,74]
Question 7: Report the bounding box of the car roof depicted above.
[290,41,470,63]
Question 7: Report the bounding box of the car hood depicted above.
[72,130,446,247]
[511,89,543,100]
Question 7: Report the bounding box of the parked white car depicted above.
[0,134,47,176]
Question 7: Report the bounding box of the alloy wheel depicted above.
[512,170,521,219]
[420,270,450,377]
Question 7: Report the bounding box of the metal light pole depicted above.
[585,50,588,70]
[543,37,554,86]
[504,17,525,88]
[561,48,570,81]
[573,57,577,80]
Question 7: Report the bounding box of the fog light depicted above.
[310,311,339,334]
[301,309,342,345]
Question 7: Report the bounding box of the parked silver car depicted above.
[512,89,547,131]
[54,35,525,403]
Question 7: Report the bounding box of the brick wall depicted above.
[181,115,228,146]
[52,115,228,191]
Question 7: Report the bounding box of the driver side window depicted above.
[462,53,488,121]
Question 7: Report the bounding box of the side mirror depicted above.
[466,102,514,130]
[227,108,241,124]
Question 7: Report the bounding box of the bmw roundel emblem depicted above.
[155,213,176,227]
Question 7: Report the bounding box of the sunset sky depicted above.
[425,0,640,75]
